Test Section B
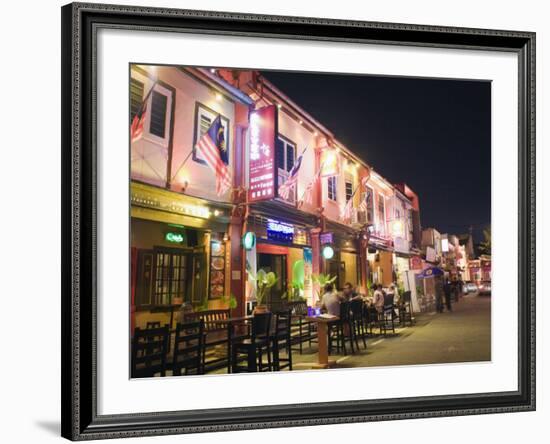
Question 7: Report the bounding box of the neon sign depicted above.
[165,232,184,243]
[266,219,294,243]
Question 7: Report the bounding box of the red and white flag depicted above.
[195,115,232,196]
[130,102,147,143]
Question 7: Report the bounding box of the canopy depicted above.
[417,266,444,278]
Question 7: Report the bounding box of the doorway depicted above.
[257,252,287,311]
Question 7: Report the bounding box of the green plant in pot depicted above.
[248,268,278,313]
[221,293,238,310]
[282,259,306,302]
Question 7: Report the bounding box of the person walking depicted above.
[443,279,453,312]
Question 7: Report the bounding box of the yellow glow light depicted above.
[215,92,223,101]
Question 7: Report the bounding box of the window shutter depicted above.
[286,144,295,171]
[149,90,168,138]
[130,78,144,120]
[276,138,285,170]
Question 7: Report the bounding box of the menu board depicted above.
[209,239,226,299]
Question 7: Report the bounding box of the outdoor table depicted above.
[306,315,339,369]
[211,315,253,373]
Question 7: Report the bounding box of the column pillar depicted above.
[229,209,246,317]
[359,228,370,294]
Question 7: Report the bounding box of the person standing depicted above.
[443,279,453,312]
[373,284,385,314]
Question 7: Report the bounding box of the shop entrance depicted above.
[257,252,287,311]
[327,260,345,291]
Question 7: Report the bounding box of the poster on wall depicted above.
[303,247,313,304]
[248,105,277,202]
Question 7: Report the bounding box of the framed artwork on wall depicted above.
[61,2,535,440]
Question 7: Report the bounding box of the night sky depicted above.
[261,70,491,243]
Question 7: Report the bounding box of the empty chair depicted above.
[350,299,367,350]
[172,320,205,376]
[231,312,273,372]
[288,301,317,354]
[380,293,396,335]
[272,310,293,371]
[131,325,169,378]
[399,291,414,327]
[328,301,355,355]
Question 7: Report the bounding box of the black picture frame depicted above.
[61,2,536,440]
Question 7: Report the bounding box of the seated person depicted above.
[321,283,343,316]
[342,282,362,301]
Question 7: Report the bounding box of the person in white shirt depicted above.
[321,283,343,316]
[373,284,385,313]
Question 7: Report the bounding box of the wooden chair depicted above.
[231,312,273,373]
[131,325,169,378]
[184,309,245,372]
[172,320,205,376]
[272,310,293,371]
[350,299,367,350]
[328,301,355,355]
[380,294,396,335]
[288,301,317,354]
[399,291,414,327]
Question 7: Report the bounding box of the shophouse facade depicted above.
[129,65,425,324]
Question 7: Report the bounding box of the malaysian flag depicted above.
[278,153,303,200]
[195,115,232,195]
[358,174,371,212]
[341,195,354,221]
[130,101,147,143]
[299,171,320,207]
[359,189,371,213]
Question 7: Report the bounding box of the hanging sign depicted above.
[248,105,277,202]
[320,232,333,245]
[320,148,340,177]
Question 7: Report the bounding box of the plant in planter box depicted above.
[247,268,278,312]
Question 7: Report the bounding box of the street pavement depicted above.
[293,292,491,370]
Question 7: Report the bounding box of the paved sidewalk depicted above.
[292,293,491,369]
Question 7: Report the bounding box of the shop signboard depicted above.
[393,236,408,253]
[266,219,294,243]
[320,232,333,245]
[320,148,340,177]
[410,255,423,270]
[248,105,277,202]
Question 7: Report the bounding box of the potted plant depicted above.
[248,268,278,313]
[221,293,238,310]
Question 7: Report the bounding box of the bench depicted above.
[183,309,235,371]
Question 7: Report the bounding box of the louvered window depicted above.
[130,78,144,120]
[149,90,168,138]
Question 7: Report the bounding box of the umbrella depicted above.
[417,266,444,278]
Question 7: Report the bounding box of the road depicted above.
[293,292,491,369]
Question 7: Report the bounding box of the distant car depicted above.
[463,282,478,294]
[478,281,491,295]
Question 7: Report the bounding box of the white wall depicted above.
[0,1,546,444]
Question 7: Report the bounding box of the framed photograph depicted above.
[61,2,535,440]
